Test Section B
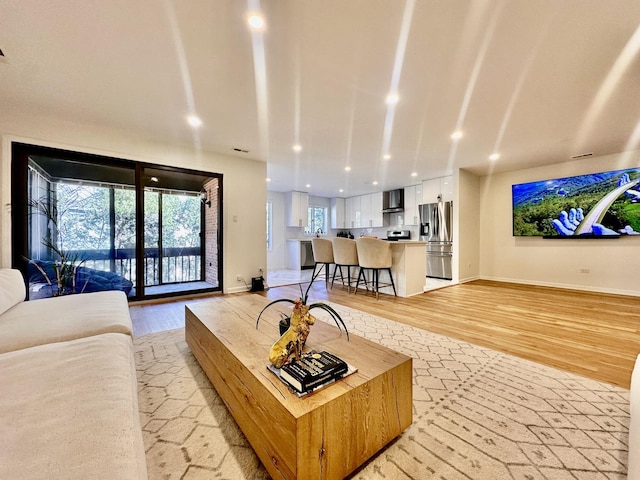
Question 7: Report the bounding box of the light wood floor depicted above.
[128,279,640,389]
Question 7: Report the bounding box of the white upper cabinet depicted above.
[368,192,383,228]
[403,184,422,225]
[345,196,361,228]
[422,178,440,204]
[343,193,382,229]
[358,192,383,228]
[440,175,454,202]
[422,176,454,204]
[360,194,372,227]
[285,191,309,227]
[330,197,346,229]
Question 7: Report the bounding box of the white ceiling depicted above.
[2,0,640,198]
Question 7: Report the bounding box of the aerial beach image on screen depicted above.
[512,167,640,237]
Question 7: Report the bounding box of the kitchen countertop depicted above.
[385,240,427,244]
[286,238,427,245]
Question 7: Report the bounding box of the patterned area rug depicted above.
[266,269,313,288]
[134,304,630,479]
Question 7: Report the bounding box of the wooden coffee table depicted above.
[185,294,412,480]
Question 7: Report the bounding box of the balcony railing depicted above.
[68,247,202,286]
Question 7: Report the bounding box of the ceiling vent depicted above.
[570,152,593,159]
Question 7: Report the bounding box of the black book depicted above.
[280,351,348,393]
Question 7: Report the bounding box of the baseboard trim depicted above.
[481,275,640,298]
[458,275,480,284]
[226,285,250,294]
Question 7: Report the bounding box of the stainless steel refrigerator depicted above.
[419,201,453,280]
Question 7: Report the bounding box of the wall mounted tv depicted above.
[512,167,640,237]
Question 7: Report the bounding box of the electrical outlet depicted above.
[579,268,590,274]
[236,275,242,282]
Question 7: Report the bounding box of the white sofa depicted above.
[629,355,640,479]
[0,268,147,479]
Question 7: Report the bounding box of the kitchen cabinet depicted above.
[440,175,454,202]
[331,198,346,229]
[360,195,371,227]
[286,191,309,228]
[367,192,383,228]
[345,196,361,228]
[347,193,382,228]
[403,184,422,225]
[422,176,453,204]
[422,178,440,204]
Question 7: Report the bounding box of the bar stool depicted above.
[311,238,334,287]
[355,237,396,299]
[330,237,359,293]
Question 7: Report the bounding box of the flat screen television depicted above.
[512,167,640,237]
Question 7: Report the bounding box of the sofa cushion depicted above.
[27,260,134,295]
[0,290,132,354]
[0,333,147,480]
[0,269,25,317]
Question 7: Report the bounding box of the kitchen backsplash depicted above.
[286,225,420,240]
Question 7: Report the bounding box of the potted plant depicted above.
[27,194,89,296]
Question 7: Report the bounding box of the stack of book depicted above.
[270,351,349,395]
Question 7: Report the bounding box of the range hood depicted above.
[382,189,404,213]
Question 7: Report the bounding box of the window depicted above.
[305,206,327,235]
[266,201,273,250]
[12,142,223,301]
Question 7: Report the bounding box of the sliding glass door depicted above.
[143,185,206,294]
[11,143,222,300]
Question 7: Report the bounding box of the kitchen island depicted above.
[385,240,427,297]
[353,239,427,297]
[283,237,426,297]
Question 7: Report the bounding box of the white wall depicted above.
[456,169,481,283]
[0,107,266,294]
[267,193,333,270]
[479,150,640,296]
[267,191,287,270]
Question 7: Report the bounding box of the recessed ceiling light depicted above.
[187,115,202,128]
[305,184,311,188]
[411,172,418,177]
[489,153,500,161]
[372,180,379,186]
[339,189,344,193]
[247,14,265,30]
[292,144,302,153]
[385,93,399,105]
[383,154,391,160]
[450,131,463,140]
[345,166,351,172]
[266,178,271,182]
